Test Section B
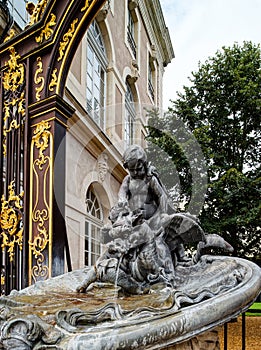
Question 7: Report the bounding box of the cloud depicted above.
[162,0,261,109]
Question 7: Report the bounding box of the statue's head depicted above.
[123,145,147,167]
[123,145,147,179]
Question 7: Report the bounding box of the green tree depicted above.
[147,41,261,262]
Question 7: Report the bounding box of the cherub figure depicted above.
[77,145,207,294]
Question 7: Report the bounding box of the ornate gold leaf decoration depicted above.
[34,57,45,101]
[29,121,53,284]
[26,0,48,26]
[3,47,24,92]
[35,13,56,43]
[81,0,93,12]
[2,47,26,156]
[57,19,79,62]
[33,121,51,169]
[2,94,26,157]
[4,29,16,43]
[49,68,58,92]
[29,209,49,282]
[0,181,24,262]
[1,266,5,295]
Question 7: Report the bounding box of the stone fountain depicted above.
[0,145,260,349]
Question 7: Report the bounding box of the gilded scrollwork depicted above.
[29,210,49,282]
[3,47,25,92]
[81,0,93,12]
[49,68,58,92]
[26,0,48,26]
[32,120,51,169]
[4,29,17,43]
[29,121,53,283]
[34,57,45,101]
[0,181,24,262]
[58,19,79,62]
[2,47,26,156]
[35,13,56,43]
[2,93,25,157]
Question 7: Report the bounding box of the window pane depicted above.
[125,83,135,145]
[85,188,103,266]
[86,21,107,129]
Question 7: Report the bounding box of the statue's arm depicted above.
[118,175,130,203]
[150,176,168,213]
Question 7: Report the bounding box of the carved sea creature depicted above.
[192,234,234,263]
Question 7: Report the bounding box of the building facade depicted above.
[64,0,174,270]
[0,0,174,279]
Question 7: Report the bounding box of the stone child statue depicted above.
[77,145,232,295]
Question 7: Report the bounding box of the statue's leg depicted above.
[76,267,97,293]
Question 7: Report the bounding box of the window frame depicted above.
[127,8,136,58]
[148,55,155,102]
[86,20,108,130]
[84,186,104,267]
[124,82,136,146]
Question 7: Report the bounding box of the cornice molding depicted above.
[138,0,174,67]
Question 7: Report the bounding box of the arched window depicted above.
[85,186,103,266]
[125,82,135,146]
[86,20,107,130]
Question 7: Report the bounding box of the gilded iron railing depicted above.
[0,46,27,294]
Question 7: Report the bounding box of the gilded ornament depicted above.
[49,68,58,92]
[2,92,25,157]
[29,120,53,283]
[0,181,24,262]
[81,0,93,12]
[1,275,5,286]
[2,47,25,156]
[32,120,51,170]
[3,47,24,92]
[35,13,56,43]
[58,19,79,62]
[34,57,45,101]
[29,209,49,282]
[4,29,16,43]
[26,0,48,26]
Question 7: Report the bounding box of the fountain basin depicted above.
[0,256,260,349]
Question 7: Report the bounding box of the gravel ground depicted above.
[217,316,261,350]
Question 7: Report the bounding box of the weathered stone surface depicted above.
[0,256,260,349]
[165,330,220,349]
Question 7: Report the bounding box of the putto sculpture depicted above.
[0,145,260,349]
[76,145,233,295]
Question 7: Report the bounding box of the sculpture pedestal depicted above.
[0,256,260,349]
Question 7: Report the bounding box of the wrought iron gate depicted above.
[0,47,27,293]
[0,0,106,295]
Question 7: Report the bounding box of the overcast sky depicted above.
[161,0,261,110]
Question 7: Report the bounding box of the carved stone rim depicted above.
[64,257,260,349]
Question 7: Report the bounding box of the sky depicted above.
[161,0,261,110]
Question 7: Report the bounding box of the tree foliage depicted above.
[147,41,261,262]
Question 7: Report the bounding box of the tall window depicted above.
[148,58,155,101]
[85,186,103,266]
[127,6,136,58]
[125,82,135,146]
[86,20,107,130]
